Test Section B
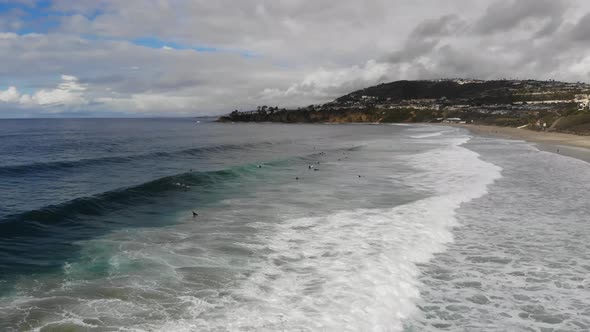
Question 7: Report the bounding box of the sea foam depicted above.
[158,129,503,331]
[2,126,504,332]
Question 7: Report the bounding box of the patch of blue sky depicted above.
[132,37,218,52]
[81,34,260,58]
[0,1,42,13]
[1,1,56,34]
[0,1,259,59]
[1,0,102,34]
[133,36,260,58]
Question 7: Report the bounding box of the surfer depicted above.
[192,211,198,217]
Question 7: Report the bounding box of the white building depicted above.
[575,94,590,110]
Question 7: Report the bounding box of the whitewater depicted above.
[0,119,588,331]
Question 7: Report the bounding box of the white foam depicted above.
[409,132,444,139]
[406,135,590,331]
[408,127,457,139]
[2,128,504,332]
[159,132,503,331]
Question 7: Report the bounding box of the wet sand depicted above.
[450,124,590,163]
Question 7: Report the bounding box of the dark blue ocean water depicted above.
[1,119,442,331]
[0,119,415,280]
[2,119,588,331]
[0,118,319,218]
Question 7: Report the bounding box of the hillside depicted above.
[218,79,590,134]
[337,80,512,104]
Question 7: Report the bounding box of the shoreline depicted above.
[450,124,590,163]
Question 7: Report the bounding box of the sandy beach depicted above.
[450,124,590,163]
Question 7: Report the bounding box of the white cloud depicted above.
[259,60,396,105]
[0,32,18,40]
[0,75,88,107]
[3,1,590,117]
[30,75,87,106]
[0,86,21,103]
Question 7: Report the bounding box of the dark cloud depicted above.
[384,14,465,64]
[1,0,590,117]
[410,14,465,39]
[384,40,438,64]
[475,0,568,36]
[369,1,590,91]
[571,12,590,40]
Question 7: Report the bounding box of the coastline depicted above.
[450,124,590,163]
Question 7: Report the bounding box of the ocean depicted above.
[0,118,588,331]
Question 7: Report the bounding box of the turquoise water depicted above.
[1,120,444,330]
[1,119,587,331]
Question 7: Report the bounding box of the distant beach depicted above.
[452,124,590,163]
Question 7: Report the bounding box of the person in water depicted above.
[192,211,198,217]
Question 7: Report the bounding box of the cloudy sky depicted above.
[1,0,590,117]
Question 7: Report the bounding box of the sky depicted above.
[1,0,590,118]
